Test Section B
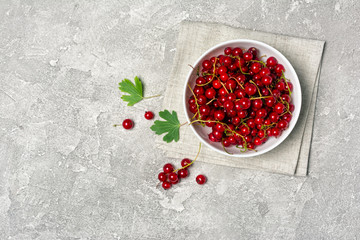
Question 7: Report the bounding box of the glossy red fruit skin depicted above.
[202,60,212,70]
[181,158,192,167]
[168,172,179,183]
[158,172,167,182]
[214,110,225,121]
[274,103,285,114]
[243,52,253,61]
[162,181,172,190]
[144,111,154,120]
[232,47,243,56]
[122,119,133,129]
[178,169,189,178]
[205,88,216,99]
[245,84,257,96]
[266,57,278,67]
[163,163,174,174]
[196,175,207,185]
[224,47,232,55]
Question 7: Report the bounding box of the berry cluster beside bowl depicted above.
[187,46,294,152]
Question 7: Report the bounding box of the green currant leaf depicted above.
[150,110,181,143]
[118,76,143,106]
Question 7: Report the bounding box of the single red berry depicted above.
[245,84,257,96]
[254,137,262,145]
[261,75,273,86]
[202,60,212,70]
[158,172,167,182]
[122,119,133,130]
[218,66,227,75]
[178,169,189,178]
[220,74,229,82]
[275,64,285,75]
[214,110,225,121]
[163,163,174,174]
[196,175,207,185]
[224,47,232,55]
[239,97,251,109]
[248,47,258,57]
[168,172,179,183]
[162,181,172,190]
[232,47,243,56]
[193,86,204,95]
[196,77,206,85]
[243,52,253,61]
[144,111,154,120]
[199,105,210,116]
[205,88,216,99]
[212,79,222,89]
[181,158,192,167]
[250,62,262,73]
[266,57,278,67]
[274,103,285,114]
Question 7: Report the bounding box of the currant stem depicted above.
[250,96,272,100]
[173,142,202,172]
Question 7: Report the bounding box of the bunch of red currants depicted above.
[188,46,294,151]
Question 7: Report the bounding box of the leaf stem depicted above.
[143,94,161,99]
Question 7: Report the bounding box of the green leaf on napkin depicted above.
[118,76,143,106]
[150,110,181,143]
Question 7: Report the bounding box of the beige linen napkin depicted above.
[157,21,324,176]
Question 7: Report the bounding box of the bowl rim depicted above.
[183,39,302,157]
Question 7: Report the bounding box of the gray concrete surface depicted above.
[0,0,359,239]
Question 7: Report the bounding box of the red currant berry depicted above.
[163,163,174,174]
[266,57,278,67]
[197,95,207,105]
[269,112,280,123]
[250,62,262,73]
[214,110,225,121]
[196,175,207,185]
[248,47,258,57]
[193,86,204,95]
[239,97,251,109]
[162,181,172,190]
[181,158,192,167]
[224,47,232,55]
[261,75,273,86]
[205,88,216,99]
[168,172,179,184]
[254,137,262,145]
[243,52,253,61]
[178,169,189,178]
[122,119,133,130]
[199,105,210,116]
[274,103,285,114]
[252,99,263,109]
[196,77,206,85]
[277,119,288,129]
[202,60,212,70]
[158,172,167,182]
[245,84,257,96]
[283,113,292,122]
[275,64,285,75]
[144,111,154,120]
[218,66,227,75]
[232,47,243,56]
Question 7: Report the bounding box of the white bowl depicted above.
[183,39,301,157]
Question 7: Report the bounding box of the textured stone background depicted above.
[1,0,359,239]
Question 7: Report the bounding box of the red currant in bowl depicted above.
[184,39,301,157]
